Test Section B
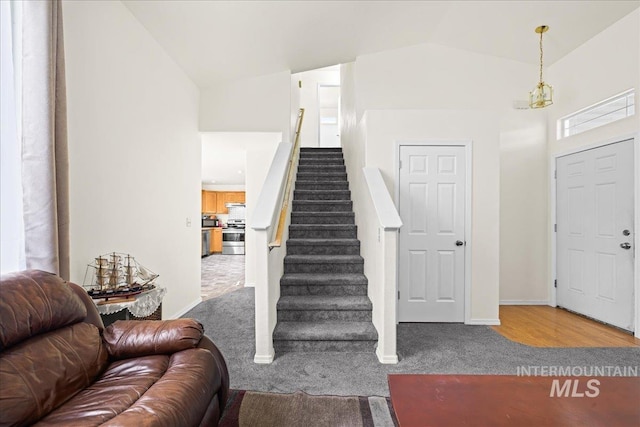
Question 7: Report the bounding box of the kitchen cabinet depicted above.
[202,191,245,214]
[216,191,245,214]
[216,193,227,214]
[210,228,222,253]
[201,191,217,213]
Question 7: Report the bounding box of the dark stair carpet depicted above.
[274,147,377,353]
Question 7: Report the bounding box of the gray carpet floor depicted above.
[184,287,640,397]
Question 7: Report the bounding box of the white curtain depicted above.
[0,0,69,279]
[1,0,25,274]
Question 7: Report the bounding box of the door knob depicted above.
[620,242,631,250]
[455,240,464,246]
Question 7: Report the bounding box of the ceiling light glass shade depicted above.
[529,81,553,109]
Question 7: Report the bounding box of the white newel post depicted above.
[362,167,403,364]
[253,229,275,363]
[250,141,293,364]
[377,229,399,364]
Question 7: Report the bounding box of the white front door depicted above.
[398,145,466,322]
[556,139,635,331]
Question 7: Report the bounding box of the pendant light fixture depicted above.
[529,25,553,109]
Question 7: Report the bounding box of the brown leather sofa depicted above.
[0,270,229,426]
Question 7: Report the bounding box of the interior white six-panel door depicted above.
[556,139,635,331]
[398,145,466,322]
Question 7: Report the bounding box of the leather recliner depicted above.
[0,270,229,426]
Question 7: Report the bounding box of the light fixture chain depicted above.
[539,30,544,84]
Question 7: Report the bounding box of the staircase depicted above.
[273,147,378,353]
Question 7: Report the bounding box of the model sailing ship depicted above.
[83,252,158,300]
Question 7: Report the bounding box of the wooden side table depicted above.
[94,287,167,327]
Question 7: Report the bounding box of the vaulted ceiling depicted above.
[122,1,638,89]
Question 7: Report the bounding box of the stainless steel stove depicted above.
[222,219,245,255]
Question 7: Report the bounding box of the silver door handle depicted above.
[620,242,631,250]
[455,240,464,246]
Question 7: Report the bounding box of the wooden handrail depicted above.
[268,108,305,249]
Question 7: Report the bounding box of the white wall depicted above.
[356,43,533,116]
[202,184,246,192]
[364,110,501,323]
[290,74,301,142]
[344,53,502,324]
[547,9,639,156]
[340,63,358,163]
[201,132,281,287]
[499,110,549,303]
[353,42,548,308]
[199,71,292,143]
[293,66,340,147]
[63,0,201,318]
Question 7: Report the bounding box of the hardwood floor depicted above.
[492,306,640,348]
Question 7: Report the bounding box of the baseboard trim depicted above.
[244,282,256,288]
[254,351,274,364]
[500,300,549,305]
[376,347,399,364]
[168,297,202,319]
[466,318,501,326]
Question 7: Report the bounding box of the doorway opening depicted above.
[318,84,340,147]
[292,65,340,148]
[200,132,281,300]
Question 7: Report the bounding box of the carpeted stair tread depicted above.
[286,239,360,256]
[299,158,344,163]
[289,224,356,230]
[299,156,343,161]
[296,170,346,175]
[278,296,372,311]
[294,190,351,200]
[288,224,357,239]
[295,173,348,181]
[280,284,368,296]
[273,340,376,352]
[291,211,354,217]
[293,200,352,206]
[286,238,359,246]
[298,164,345,169]
[295,182,349,191]
[298,158,344,164]
[281,273,368,286]
[300,147,343,152]
[273,322,378,341]
[292,201,353,212]
[284,255,363,264]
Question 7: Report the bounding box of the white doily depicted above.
[94,287,167,317]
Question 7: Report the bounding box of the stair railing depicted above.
[268,108,305,249]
